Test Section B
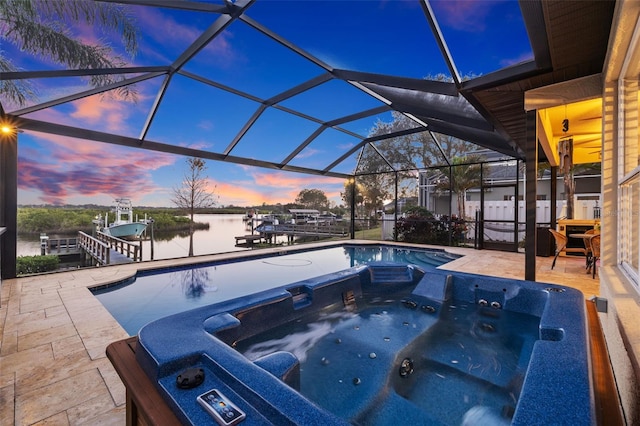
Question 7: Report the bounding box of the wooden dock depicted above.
[235,223,348,246]
[234,234,264,246]
[77,231,141,266]
[285,223,348,238]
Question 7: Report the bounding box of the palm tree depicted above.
[0,0,139,107]
[436,155,484,219]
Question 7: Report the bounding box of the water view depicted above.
[17,214,264,260]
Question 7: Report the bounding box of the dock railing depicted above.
[255,222,349,238]
[78,231,111,265]
[95,231,142,262]
[77,231,141,265]
[44,236,80,254]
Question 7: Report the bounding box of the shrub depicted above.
[395,208,468,246]
[17,255,60,275]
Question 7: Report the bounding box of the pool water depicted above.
[93,245,460,334]
[235,293,539,425]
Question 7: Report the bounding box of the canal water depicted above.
[17,214,260,261]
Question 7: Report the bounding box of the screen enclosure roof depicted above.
[0,0,615,178]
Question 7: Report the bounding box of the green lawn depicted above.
[352,226,383,240]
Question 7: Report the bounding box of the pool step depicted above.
[369,265,414,283]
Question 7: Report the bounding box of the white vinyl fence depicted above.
[466,198,600,244]
[382,197,600,245]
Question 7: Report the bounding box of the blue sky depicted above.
[7,0,532,207]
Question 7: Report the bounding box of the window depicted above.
[620,174,639,280]
[618,76,640,286]
[621,79,639,175]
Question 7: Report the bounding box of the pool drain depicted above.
[399,358,414,378]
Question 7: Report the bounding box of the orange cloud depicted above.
[213,181,282,206]
[70,96,128,133]
[249,170,343,189]
[215,168,346,206]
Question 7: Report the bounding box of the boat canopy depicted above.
[289,209,320,215]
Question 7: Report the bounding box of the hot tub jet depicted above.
[399,358,414,377]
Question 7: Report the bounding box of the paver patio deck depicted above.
[0,242,600,425]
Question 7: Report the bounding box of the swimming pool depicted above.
[134,259,593,425]
[92,244,460,334]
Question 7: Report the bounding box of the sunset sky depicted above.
[7,0,532,207]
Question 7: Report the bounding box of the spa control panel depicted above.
[197,389,246,425]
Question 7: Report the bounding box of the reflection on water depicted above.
[17,214,254,260]
[172,268,218,298]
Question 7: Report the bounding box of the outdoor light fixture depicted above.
[0,124,18,138]
[0,117,21,137]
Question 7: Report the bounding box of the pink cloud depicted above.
[18,72,179,205]
[19,154,161,205]
[27,79,158,142]
[70,96,128,133]
[24,91,135,137]
[19,129,175,205]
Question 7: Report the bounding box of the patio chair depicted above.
[549,229,588,269]
[589,234,601,278]
[582,229,597,270]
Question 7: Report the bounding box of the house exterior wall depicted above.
[599,1,640,422]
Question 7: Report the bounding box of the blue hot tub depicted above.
[135,264,594,425]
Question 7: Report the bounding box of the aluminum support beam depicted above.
[0,131,17,279]
[525,110,538,281]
